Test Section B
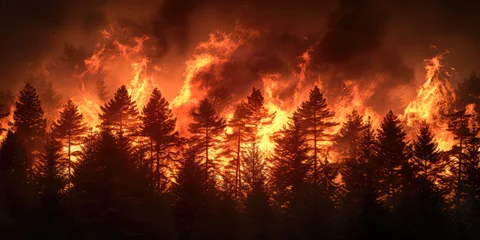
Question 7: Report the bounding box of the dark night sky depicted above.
[0,0,479,93]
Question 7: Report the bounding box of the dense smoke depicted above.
[1,0,480,114]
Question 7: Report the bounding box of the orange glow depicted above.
[401,51,456,151]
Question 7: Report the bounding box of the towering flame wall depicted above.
[0,25,469,161]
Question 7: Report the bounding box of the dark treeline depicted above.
[1,76,480,240]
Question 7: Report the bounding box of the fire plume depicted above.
[401,51,456,151]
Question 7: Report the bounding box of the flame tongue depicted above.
[401,52,457,151]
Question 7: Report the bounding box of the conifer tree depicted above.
[317,149,340,207]
[244,88,275,145]
[99,85,139,136]
[242,143,274,240]
[173,148,214,240]
[377,110,410,206]
[52,99,87,184]
[295,86,337,186]
[336,110,365,195]
[412,121,441,178]
[188,98,226,172]
[358,118,389,237]
[141,88,179,192]
[226,101,250,199]
[11,83,47,166]
[32,136,71,239]
[271,116,310,209]
[446,109,472,213]
[392,123,450,240]
[35,136,66,197]
[72,131,155,238]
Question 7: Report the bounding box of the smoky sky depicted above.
[0,0,480,109]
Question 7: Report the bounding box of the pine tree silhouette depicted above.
[72,131,155,238]
[244,88,275,144]
[295,86,337,187]
[99,85,140,137]
[173,148,214,240]
[242,143,274,240]
[11,83,46,175]
[336,110,365,196]
[446,109,472,214]
[271,116,310,210]
[31,135,72,239]
[52,99,87,185]
[225,101,250,200]
[377,110,410,207]
[141,88,179,192]
[188,98,226,173]
[389,120,451,240]
[412,121,441,179]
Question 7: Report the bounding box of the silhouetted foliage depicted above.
[71,131,157,238]
[30,135,73,240]
[52,99,87,184]
[99,85,140,136]
[0,84,479,239]
[295,86,337,188]
[141,88,179,193]
[188,98,226,173]
[11,83,46,162]
[225,101,251,200]
[377,110,411,207]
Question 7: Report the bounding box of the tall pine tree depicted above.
[72,130,156,238]
[377,110,410,207]
[225,101,250,200]
[412,121,441,178]
[31,135,72,239]
[141,88,179,192]
[173,148,215,240]
[271,116,310,210]
[99,85,140,137]
[52,99,87,184]
[242,143,274,240]
[188,98,226,173]
[11,83,46,172]
[244,88,275,145]
[446,109,472,214]
[295,86,337,186]
[336,110,365,196]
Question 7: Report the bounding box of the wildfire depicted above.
[0,24,472,168]
[401,51,457,151]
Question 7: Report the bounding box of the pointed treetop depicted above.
[247,87,264,110]
[12,82,46,143]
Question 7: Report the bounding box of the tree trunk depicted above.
[235,127,242,200]
[205,127,209,171]
[457,135,463,214]
[68,134,71,185]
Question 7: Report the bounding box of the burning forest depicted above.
[1,0,480,239]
